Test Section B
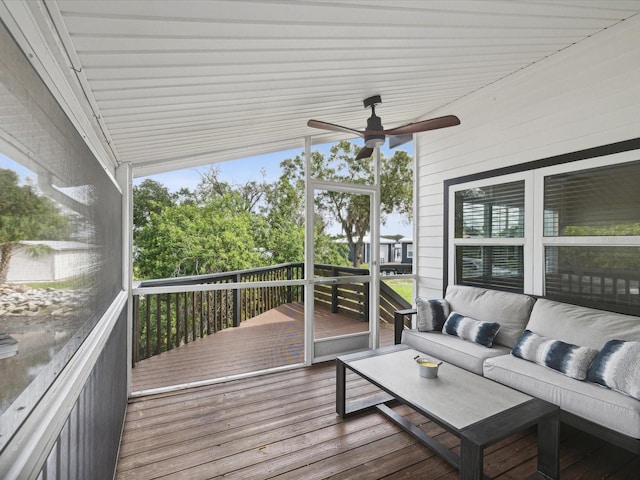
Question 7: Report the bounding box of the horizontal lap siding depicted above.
[415,16,640,299]
[38,310,128,480]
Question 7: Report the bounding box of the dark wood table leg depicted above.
[336,357,346,418]
[460,435,483,480]
[537,413,560,479]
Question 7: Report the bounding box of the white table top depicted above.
[347,347,532,431]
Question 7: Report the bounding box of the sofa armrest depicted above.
[394,308,417,344]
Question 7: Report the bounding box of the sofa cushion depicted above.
[415,297,450,331]
[484,354,640,439]
[444,285,535,348]
[401,329,510,375]
[512,330,599,380]
[525,298,640,350]
[442,312,500,348]
[587,340,640,401]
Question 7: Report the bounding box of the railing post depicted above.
[132,294,139,366]
[166,293,171,351]
[331,265,339,313]
[155,294,161,356]
[363,281,370,322]
[287,264,293,304]
[233,273,242,327]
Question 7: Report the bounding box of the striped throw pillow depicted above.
[512,330,599,380]
[442,312,500,348]
[415,297,450,332]
[587,340,640,400]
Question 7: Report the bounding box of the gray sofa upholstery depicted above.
[395,285,640,452]
[400,285,535,374]
[484,298,640,441]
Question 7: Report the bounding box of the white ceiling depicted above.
[32,0,640,176]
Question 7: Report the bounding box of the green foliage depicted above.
[557,246,640,271]
[555,224,640,271]
[133,179,175,244]
[132,141,410,279]
[0,168,72,282]
[279,141,413,267]
[563,223,640,236]
[135,192,265,279]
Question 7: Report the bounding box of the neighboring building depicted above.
[5,241,98,283]
[337,236,414,274]
[339,236,412,267]
[396,237,413,265]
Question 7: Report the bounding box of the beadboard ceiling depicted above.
[17,1,640,176]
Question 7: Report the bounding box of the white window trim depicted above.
[533,149,640,297]
[448,149,640,298]
[448,172,534,291]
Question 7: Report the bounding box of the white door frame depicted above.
[303,136,381,364]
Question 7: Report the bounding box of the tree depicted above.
[133,179,175,234]
[0,168,72,282]
[135,191,265,279]
[281,141,413,267]
[192,166,269,213]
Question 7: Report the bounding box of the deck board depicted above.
[117,360,637,480]
[132,302,391,392]
[120,304,638,479]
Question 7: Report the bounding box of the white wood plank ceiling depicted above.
[29,0,640,175]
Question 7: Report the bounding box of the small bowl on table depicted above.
[413,355,443,379]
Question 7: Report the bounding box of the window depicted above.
[447,151,640,313]
[0,23,122,448]
[406,243,413,259]
[542,161,640,309]
[452,180,526,292]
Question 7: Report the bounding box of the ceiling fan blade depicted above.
[388,134,413,149]
[307,119,364,137]
[355,147,374,160]
[384,115,460,136]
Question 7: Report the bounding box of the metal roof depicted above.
[10,0,640,176]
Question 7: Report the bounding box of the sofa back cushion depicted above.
[526,298,640,350]
[444,285,536,348]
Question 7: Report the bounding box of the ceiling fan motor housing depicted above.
[364,95,384,147]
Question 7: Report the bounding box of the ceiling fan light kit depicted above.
[307,95,460,159]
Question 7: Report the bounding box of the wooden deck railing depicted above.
[546,266,640,313]
[132,263,410,363]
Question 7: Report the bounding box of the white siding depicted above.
[414,15,640,299]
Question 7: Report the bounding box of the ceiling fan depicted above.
[307,95,460,160]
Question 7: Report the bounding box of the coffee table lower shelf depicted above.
[336,345,559,480]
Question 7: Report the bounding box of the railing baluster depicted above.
[191,291,196,341]
[182,292,188,344]
[145,295,151,359]
[200,291,205,339]
[176,293,181,348]
[156,294,161,355]
[166,293,172,351]
[133,295,140,365]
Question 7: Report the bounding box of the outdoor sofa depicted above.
[394,284,640,454]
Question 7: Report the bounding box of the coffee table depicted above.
[336,344,559,480]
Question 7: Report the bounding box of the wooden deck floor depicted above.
[132,302,394,392]
[118,360,639,479]
[122,305,639,479]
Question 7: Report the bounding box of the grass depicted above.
[22,279,83,289]
[383,278,413,303]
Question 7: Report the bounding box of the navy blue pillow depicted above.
[512,330,599,380]
[415,297,450,331]
[442,312,500,348]
[587,339,640,400]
